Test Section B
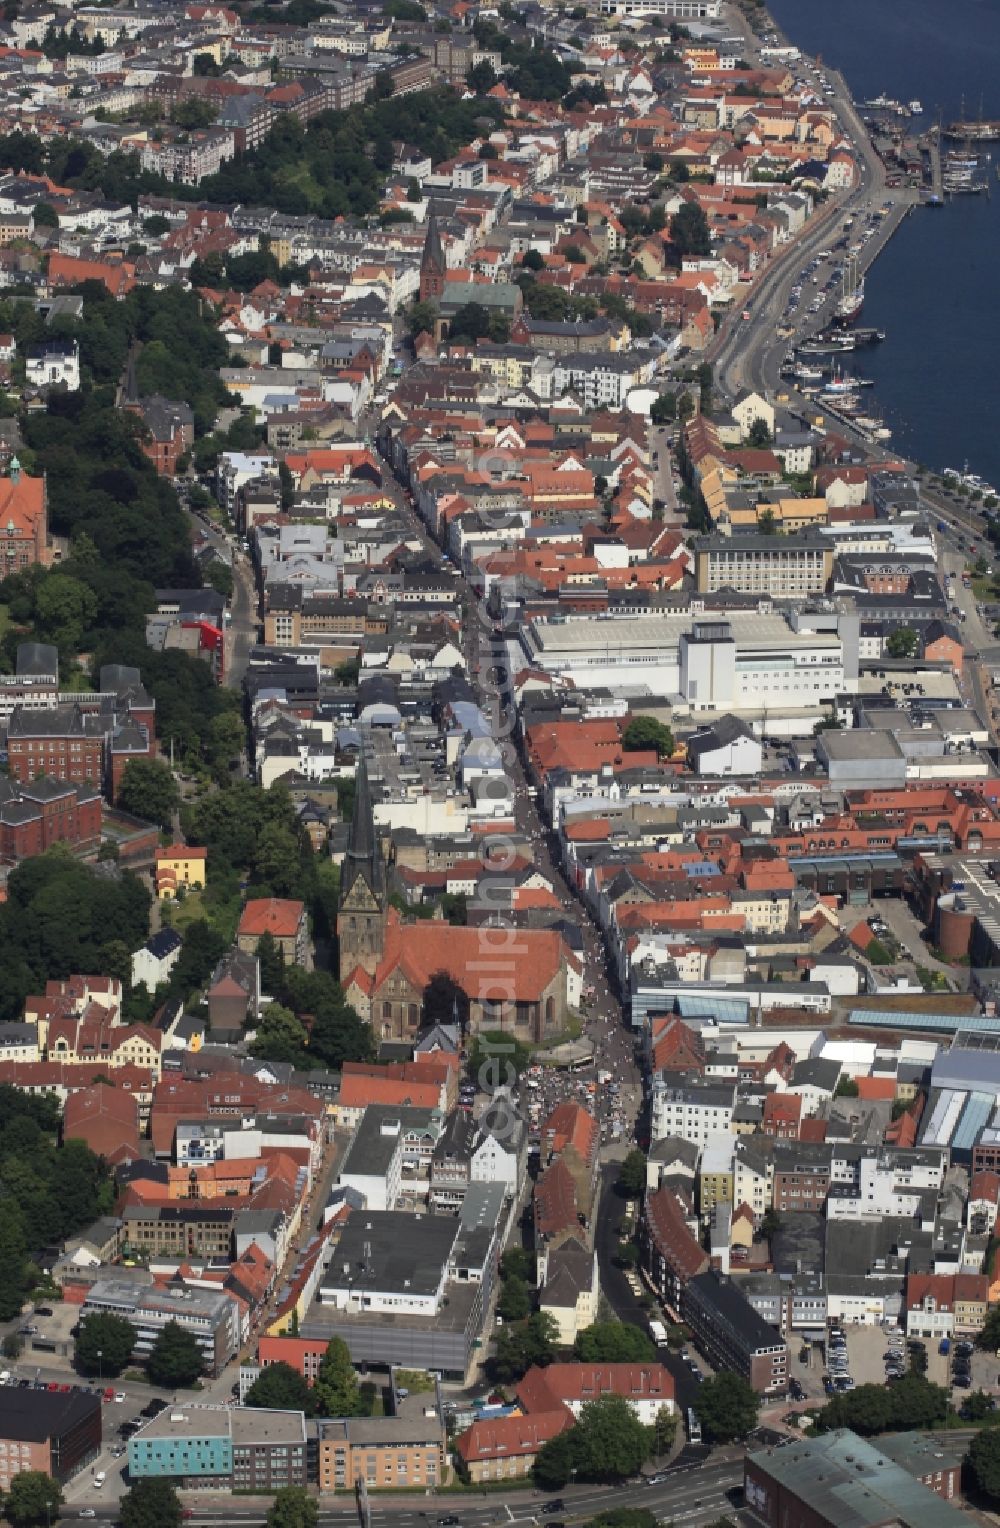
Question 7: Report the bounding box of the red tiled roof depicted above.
[454,1409,571,1464]
[643,1187,708,1282]
[971,1171,1000,1203]
[518,1362,674,1412]
[336,1074,442,1111]
[906,1272,955,1309]
[954,1273,989,1303]
[541,1102,598,1164]
[238,898,305,938]
[372,908,565,1005]
[855,1076,896,1101]
[533,1158,579,1238]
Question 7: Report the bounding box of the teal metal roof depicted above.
[676,992,750,1023]
[848,1008,1000,1034]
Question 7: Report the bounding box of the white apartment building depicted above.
[470,1113,528,1199]
[826,1149,944,1222]
[217,451,278,515]
[650,1076,735,1149]
[733,1141,773,1225]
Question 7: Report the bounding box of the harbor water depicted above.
[767,0,1000,484]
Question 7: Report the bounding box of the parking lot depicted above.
[853,897,960,987]
[815,1324,1000,1405]
[832,1324,909,1393]
[0,1302,182,1507]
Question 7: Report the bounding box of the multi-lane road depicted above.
[109,1453,744,1528]
[712,60,890,401]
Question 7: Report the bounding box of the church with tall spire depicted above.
[419,207,445,303]
[336,755,387,980]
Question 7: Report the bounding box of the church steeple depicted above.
[419,206,445,303]
[346,751,375,868]
[337,752,387,980]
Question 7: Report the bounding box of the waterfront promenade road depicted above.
[711,11,891,401]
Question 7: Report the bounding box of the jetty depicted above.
[927,134,944,201]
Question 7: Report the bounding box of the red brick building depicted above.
[257,1335,330,1382]
[772,1144,831,1213]
[131,395,195,477]
[762,1092,803,1140]
[6,678,156,796]
[744,1428,965,1528]
[0,777,102,864]
[0,460,51,572]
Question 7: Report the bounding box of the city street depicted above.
[174,1453,745,1528]
[648,425,681,524]
[373,447,643,1127]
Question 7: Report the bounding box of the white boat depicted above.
[909,100,923,114]
[835,255,864,322]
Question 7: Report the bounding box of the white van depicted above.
[0,1372,9,1386]
[93,1472,106,1489]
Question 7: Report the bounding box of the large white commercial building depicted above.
[599,0,721,16]
[520,612,846,715]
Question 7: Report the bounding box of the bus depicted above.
[687,1408,702,1444]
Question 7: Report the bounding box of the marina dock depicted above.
[927,133,944,201]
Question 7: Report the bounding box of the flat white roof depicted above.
[526,612,840,655]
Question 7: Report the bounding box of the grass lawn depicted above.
[166,888,207,930]
[164,887,240,944]
[62,668,95,693]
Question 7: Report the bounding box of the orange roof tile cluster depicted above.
[541,1101,598,1165]
[517,1362,673,1413]
[454,1408,572,1465]
[336,1072,442,1112]
[345,908,568,1009]
[48,252,134,297]
[238,898,305,939]
[0,470,45,544]
[63,1081,141,1164]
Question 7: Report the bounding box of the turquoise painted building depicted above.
[128,1417,232,1481]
